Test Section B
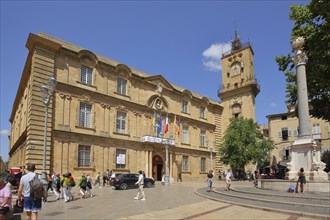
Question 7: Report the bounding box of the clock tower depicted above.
[218,31,260,136]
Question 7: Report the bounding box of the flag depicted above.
[164,113,169,134]
[177,117,181,135]
[152,111,156,134]
[174,115,178,134]
[157,114,162,137]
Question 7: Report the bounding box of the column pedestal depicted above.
[286,138,327,181]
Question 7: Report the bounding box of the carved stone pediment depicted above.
[147,95,168,111]
[78,50,98,67]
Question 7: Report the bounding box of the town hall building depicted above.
[8,32,259,180]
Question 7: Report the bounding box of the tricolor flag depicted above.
[176,117,181,135]
[152,111,156,134]
[164,113,169,134]
[173,115,177,134]
[157,114,162,137]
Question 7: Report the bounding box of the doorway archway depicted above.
[152,155,163,181]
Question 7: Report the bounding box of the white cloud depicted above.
[270,103,277,107]
[202,42,231,72]
[0,130,10,136]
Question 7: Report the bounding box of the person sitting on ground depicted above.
[296,167,306,193]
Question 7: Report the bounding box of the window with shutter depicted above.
[78,145,91,167]
[281,127,288,141]
[81,65,93,85]
[312,124,321,139]
[182,126,189,144]
[79,103,92,128]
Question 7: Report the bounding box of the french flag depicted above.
[164,113,169,134]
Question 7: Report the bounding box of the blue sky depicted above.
[0,0,308,162]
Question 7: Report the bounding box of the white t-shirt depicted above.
[225,171,232,180]
[136,174,144,185]
[20,172,37,197]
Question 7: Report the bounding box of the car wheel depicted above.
[120,183,128,190]
[145,182,152,188]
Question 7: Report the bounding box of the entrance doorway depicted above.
[152,155,163,181]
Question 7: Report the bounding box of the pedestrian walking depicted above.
[134,170,146,200]
[47,174,53,193]
[206,170,213,192]
[17,163,47,220]
[254,170,261,188]
[79,174,87,199]
[67,172,75,200]
[86,173,93,198]
[103,170,108,187]
[61,173,71,202]
[177,171,183,182]
[94,172,101,188]
[53,173,61,200]
[225,168,232,191]
[218,170,222,180]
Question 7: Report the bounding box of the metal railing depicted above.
[222,42,251,57]
[218,78,260,96]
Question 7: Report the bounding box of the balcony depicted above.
[218,78,260,97]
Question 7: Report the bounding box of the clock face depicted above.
[230,62,241,76]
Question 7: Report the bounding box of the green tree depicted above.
[321,150,330,172]
[275,0,330,121]
[218,117,275,171]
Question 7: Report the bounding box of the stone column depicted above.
[286,37,327,181]
[293,38,310,140]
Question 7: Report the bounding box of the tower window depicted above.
[227,72,230,78]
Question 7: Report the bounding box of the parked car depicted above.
[110,173,155,190]
[109,173,122,187]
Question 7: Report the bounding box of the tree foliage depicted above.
[275,0,330,121]
[218,117,275,170]
[321,150,330,172]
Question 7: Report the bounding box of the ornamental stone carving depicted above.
[292,37,308,66]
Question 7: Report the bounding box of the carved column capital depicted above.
[293,52,308,66]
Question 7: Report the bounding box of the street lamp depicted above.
[210,141,214,170]
[160,132,173,185]
[40,76,56,185]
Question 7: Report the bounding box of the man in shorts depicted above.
[17,163,47,220]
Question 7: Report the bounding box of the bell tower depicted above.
[218,31,260,135]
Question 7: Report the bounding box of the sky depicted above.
[0,0,309,162]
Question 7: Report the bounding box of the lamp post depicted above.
[210,141,214,170]
[40,76,56,185]
[160,132,173,185]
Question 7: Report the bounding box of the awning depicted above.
[10,167,21,174]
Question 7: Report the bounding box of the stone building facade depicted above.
[267,108,330,169]
[8,33,227,181]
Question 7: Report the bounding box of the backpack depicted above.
[69,178,76,187]
[29,174,44,200]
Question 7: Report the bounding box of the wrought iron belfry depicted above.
[231,30,243,52]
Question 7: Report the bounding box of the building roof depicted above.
[10,32,222,122]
